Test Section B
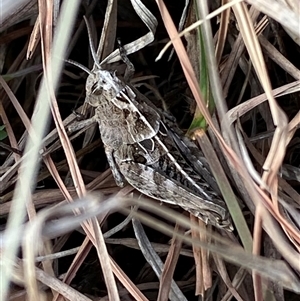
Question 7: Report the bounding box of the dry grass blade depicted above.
[156,0,243,61]
[133,218,187,301]
[125,201,300,293]
[96,0,117,61]
[1,1,81,300]
[258,35,300,80]
[2,0,299,300]
[0,76,31,131]
[0,96,20,163]
[39,3,117,298]
[38,2,119,298]
[215,0,231,65]
[27,16,40,60]
[196,130,252,250]
[252,204,264,301]
[0,0,38,33]
[52,237,93,301]
[246,0,300,38]
[157,223,183,301]
[101,0,158,65]
[226,81,300,125]
[21,194,125,300]
[212,254,244,301]
[155,0,213,128]
[155,0,255,256]
[25,263,93,301]
[190,215,212,296]
[232,2,288,190]
[109,258,149,301]
[155,3,299,297]
[92,218,120,301]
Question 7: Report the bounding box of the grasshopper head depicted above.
[85,69,127,107]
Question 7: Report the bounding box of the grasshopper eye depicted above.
[91,82,102,95]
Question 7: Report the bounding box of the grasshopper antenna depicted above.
[64,16,101,74]
[65,59,93,75]
[83,15,102,70]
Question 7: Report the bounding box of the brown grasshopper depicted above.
[68,18,233,231]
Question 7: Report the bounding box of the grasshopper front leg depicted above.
[117,38,135,82]
[68,114,98,133]
[104,145,126,187]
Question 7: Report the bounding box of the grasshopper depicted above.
[68,17,233,231]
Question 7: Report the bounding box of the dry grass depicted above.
[0,0,299,301]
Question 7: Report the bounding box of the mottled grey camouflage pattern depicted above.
[82,67,233,231]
